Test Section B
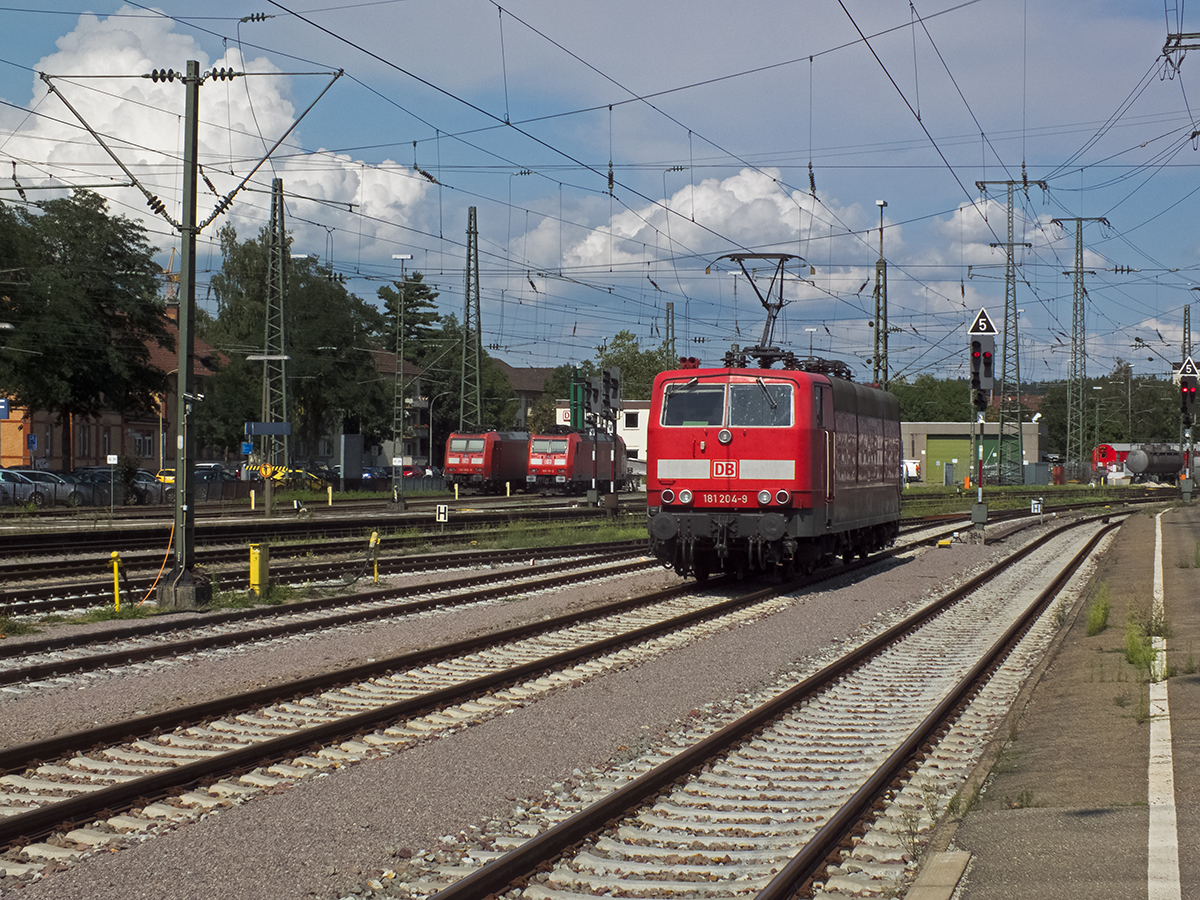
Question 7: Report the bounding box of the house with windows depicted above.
[0,316,218,472]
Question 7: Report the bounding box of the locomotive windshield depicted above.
[449,437,485,452]
[661,384,725,426]
[729,382,792,427]
[660,380,793,427]
[531,438,568,453]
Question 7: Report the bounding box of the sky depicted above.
[1,0,1198,388]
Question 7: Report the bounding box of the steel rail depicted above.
[755,519,1119,899]
[424,513,1122,900]
[0,538,649,620]
[0,550,655,686]
[0,578,802,846]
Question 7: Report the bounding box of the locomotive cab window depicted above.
[729,382,792,427]
[450,438,485,452]
[531,438,568,453]
[661,383,725,426]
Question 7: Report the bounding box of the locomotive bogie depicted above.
[646,366,901,581]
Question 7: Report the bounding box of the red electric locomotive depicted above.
[646,252,901,581]
[443,431,530,493]
[526,432,629,494]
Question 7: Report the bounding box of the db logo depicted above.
[712,460,737,478]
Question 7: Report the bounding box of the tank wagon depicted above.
[1126,444,1183,477]
[526,432,629,494]
[443,431,530,493]
[645,252,901,582]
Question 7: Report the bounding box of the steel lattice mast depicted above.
[1053,216,1108,479]
[261,177,290,471]
[460,206,483,429]
[976,178,1043,484]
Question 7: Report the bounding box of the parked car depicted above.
[156,468,176,484]
[0,469,38,506]
[6,468,89,507]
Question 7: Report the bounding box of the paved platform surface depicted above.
[910,503,1200,899]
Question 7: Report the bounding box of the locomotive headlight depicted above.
[775,490,791,505]
[661,489,675,504]
[678,488,694,505]
[718,428,732,445]
[757,490,772,505]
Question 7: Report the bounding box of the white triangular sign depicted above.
[1180,356,1199,378]
[969,308,997,335]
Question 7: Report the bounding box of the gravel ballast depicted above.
[2,536,1016,900]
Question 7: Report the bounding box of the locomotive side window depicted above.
[662,384,725,426]
[729,382,792,427]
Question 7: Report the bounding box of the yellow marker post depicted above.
[454,484,459,500]
[249,543,270,596]
[369,531,381,584]
[110,551,122,611]
[250,489,255,511]
[328,485,333,506]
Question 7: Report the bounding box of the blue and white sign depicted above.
[0,398,8,418]
[242,441,253,455]
[26,433,35,451]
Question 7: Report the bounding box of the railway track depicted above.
[0,531,642,617]
[399,515,1122,900]
[0,543,653,686]
[0,512,1114,883]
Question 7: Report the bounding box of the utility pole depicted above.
[976,178,1044,484]
[41,60,340,609]
[460,207,483,430]
[1052,216,1108,480]
[872,200,888,387]
[665,302,676,360]
[391,253,412,506]
[261,178,290,474]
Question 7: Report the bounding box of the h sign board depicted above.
[435,504,449,523]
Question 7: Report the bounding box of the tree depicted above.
[376,272,440,354]
[195,225,388,459]
[888,374,971,423]
[596,330,676,400]
[0,190,170,469]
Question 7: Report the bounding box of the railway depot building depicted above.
[901,420,1050,485]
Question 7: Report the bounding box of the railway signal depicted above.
[1182,375,1198,425]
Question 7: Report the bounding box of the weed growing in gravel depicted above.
[1009,788,1036,809]
[1052,601,1068,628]
[899,804,923,859]
[1086,583,1111,636]
[1134,687,1151,725]
[1125,619,1156,675]
[0,615,39,637]
[1113,690,1131,709]
[1178,642,1198,676]
[1195,541,1200,569]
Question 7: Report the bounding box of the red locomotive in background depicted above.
[526,432,629,494]
[443,431,530,493]
[646,252,901,581]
